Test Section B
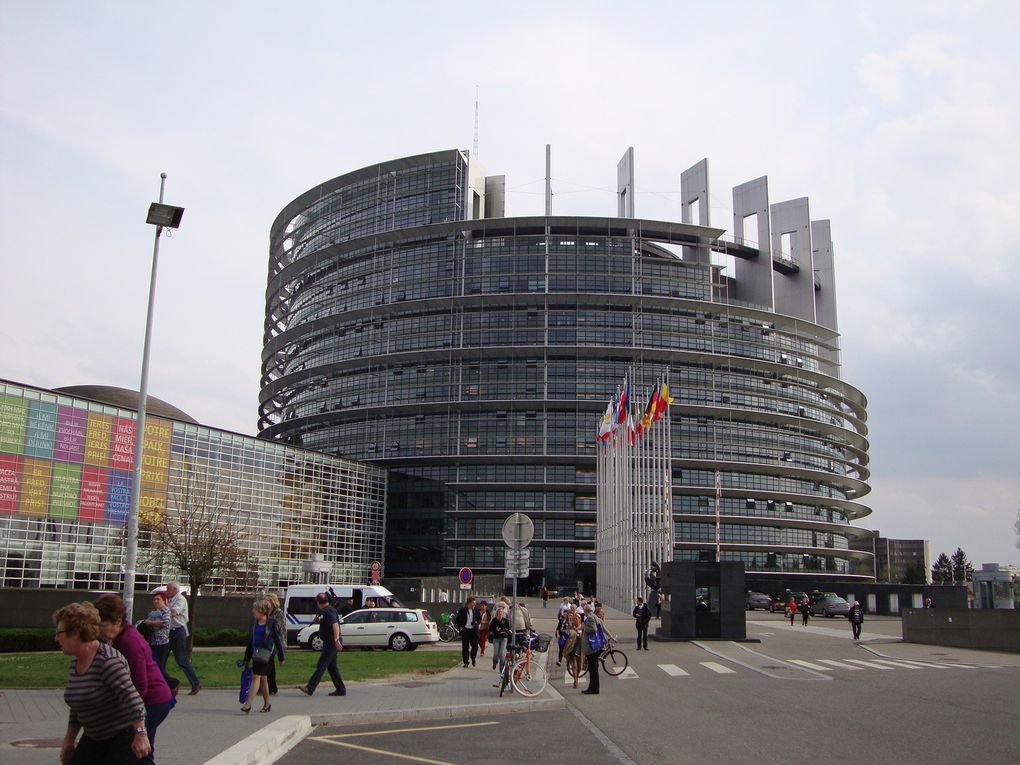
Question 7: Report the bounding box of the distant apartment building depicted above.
[849,535,930,583]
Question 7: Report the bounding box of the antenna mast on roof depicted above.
[473,85,479,158]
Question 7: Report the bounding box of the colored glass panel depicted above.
[140,418,172,487]
[139,485,166,527]
[110,417,135,470]
[106,470,133,524]
[19,457,52,517]
[0,454,21,513]
[84,413,114,467]
[25,401,58,459]
[80,466,108,522]
[54,407,87,463]
[0,395,29,455]
[50,462,82,519]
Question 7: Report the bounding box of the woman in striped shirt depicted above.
[55,601,150,764]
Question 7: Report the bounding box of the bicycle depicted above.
[438,613,459,643]
[498,632,550,697]
[577,637,628,677]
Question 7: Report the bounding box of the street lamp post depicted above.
[122,173,184,616]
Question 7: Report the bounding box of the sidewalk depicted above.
[2,642,564,765]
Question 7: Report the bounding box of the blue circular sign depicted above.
[459,567,473,585]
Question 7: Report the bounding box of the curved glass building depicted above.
[259,149,873,590]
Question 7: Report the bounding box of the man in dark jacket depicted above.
[632,597,652,650]
[455,597,481,667]
[848,601,864,641]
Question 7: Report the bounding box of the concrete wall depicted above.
[0,588,255,631]
[902,608,1020,653]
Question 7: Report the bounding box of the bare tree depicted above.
[141,456,253,644]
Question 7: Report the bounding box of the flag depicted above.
[596,400,613,443]
[616,376,630,424]
[653,381,673,420]
[626,412,636,446]
[641,383,659,430]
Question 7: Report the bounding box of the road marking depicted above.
[844,659,894,670]
[658,663,690,677]
[701,661,736,674]
[309,721,501,764]
[789,659,831,671]
[616,666,639,680]
[870,659,923,670]
[817,659,863,670]
[565,702,639,765]
[891,659,952,670]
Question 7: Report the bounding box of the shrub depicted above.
[0,628,58,653]
[192,628,247,647]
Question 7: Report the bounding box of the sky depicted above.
[1,2,1018,568]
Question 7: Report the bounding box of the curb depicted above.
[204,715,311,765]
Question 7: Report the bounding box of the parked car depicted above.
[745,592,772,611]
[771,591,810,615]
[808,591,838,606]
[296,607,439,652]
[809,595,850,617]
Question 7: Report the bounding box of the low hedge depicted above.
[0,626,248,653]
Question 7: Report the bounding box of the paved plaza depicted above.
[3,601,1019,764]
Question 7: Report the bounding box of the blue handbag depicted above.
[587,623,607,652]
[238,665,253,703]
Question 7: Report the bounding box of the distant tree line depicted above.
[931,548,975,584]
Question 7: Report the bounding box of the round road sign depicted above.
[501,513,535,550]
[459,567,473,585]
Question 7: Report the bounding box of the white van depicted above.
[283,584,400,643]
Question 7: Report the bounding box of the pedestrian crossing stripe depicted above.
[890,659,950,670]
[616,666,639,680]
[700,661,736,674]
[658,663,690,677]
[844,659,894,670]
[788,659,830,671]
[816,659,863,670]
[870,659,922,670]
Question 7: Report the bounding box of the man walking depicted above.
[848,600,864,642]
[455,597,480,667]
[165,582,201,695]
[632,596,651,650]
[299,593,347,696]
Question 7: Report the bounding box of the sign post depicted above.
[370,560,381,583]
[501,513,534,636]
[458,566,473,591]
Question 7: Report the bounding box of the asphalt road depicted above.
[283,611,1020,765]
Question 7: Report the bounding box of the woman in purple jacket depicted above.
[94,594,174,761]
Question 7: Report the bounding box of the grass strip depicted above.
[0,648,461,689]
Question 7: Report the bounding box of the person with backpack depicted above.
[848,601,864,641]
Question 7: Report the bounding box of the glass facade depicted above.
[261,149,873,589]
[0,380,386,591]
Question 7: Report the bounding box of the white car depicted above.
[297,608,439,652]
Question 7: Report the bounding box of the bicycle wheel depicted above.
[576,655,588,678]
[511,655,548,697]
[439,624,457,642]
[498,663,511,697]
[602,648,628,676]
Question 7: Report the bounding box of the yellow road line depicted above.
[309,738,457,764]
[313,720,500,740]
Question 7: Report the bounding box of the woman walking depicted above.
[94,593,174,762]
[787,598,797,626]
[144,592,172,683]
[477,601,491,657]
[489,606,511,672]
[563,604,584,689]
[54,601,151,764]
[242,599,286,714]
[265,593,287,695]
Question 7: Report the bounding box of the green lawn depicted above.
[0,648,461,689]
